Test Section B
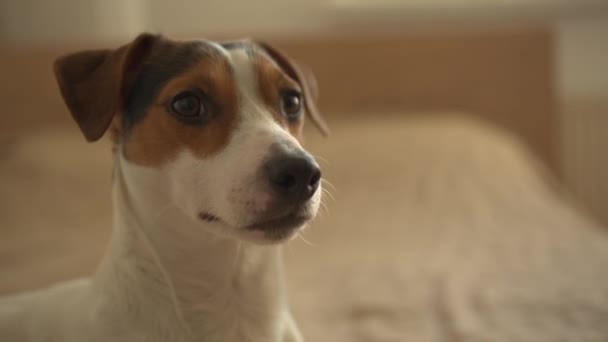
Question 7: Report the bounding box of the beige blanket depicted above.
[1,115,608,341]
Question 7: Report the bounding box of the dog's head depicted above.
[53,33,328,244]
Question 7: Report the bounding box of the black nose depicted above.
[266,151,321,201]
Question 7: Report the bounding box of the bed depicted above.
[289,114,608,341]
[1,113,607,341]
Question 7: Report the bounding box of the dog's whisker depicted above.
[321,178,335,189]
[321,179,336,191]
[321,186,333,196]
[321,188,335,202]
[296,232,316,247]
[310,153,330,165]
[319,200,330,217]
[316,211,327,222]
[320,192,335,209]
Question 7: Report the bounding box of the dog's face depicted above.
[53,34,329,244]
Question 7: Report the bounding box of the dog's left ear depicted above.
[53,33,161,142]
[256,42,330,136]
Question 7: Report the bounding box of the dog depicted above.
[0,33,329,342]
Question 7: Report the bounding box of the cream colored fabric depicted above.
[1,115,608,341]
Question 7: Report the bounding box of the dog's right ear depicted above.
[256,42,330,136]
[53,33,160,142]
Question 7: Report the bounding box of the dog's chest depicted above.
[182,289,283,341]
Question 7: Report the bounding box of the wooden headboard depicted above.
[261,29,558,173]
[0,29,558,172]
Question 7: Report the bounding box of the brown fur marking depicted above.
[254,52,304,140]
[123,58,237,166]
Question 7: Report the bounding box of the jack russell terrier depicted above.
[0,33,329,342]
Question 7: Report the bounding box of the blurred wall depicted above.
[4,0,607,45]
[557,16,608,224]
[557,17,608,98]
[145,0,329,37]
[0,0,145,46]
[0,0,331,46]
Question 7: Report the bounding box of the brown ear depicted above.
[256,42,329,136]
[53,33,160,142]
[298,64,319,102]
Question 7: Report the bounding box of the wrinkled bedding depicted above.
[2,114,608,341]
[288,115,608,341]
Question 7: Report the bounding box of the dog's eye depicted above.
[280,90,302,120]
[171,92,206,118]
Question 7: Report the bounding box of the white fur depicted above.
[0,45,318,341]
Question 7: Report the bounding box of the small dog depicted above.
[0,33,328,342]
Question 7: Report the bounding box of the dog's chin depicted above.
[198,211,313,244]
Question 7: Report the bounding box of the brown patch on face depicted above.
[254,52,305,140]
[123,57,238,166]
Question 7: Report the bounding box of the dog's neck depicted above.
[93,155,287,341]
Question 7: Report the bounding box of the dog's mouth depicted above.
[198,211,310,237]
